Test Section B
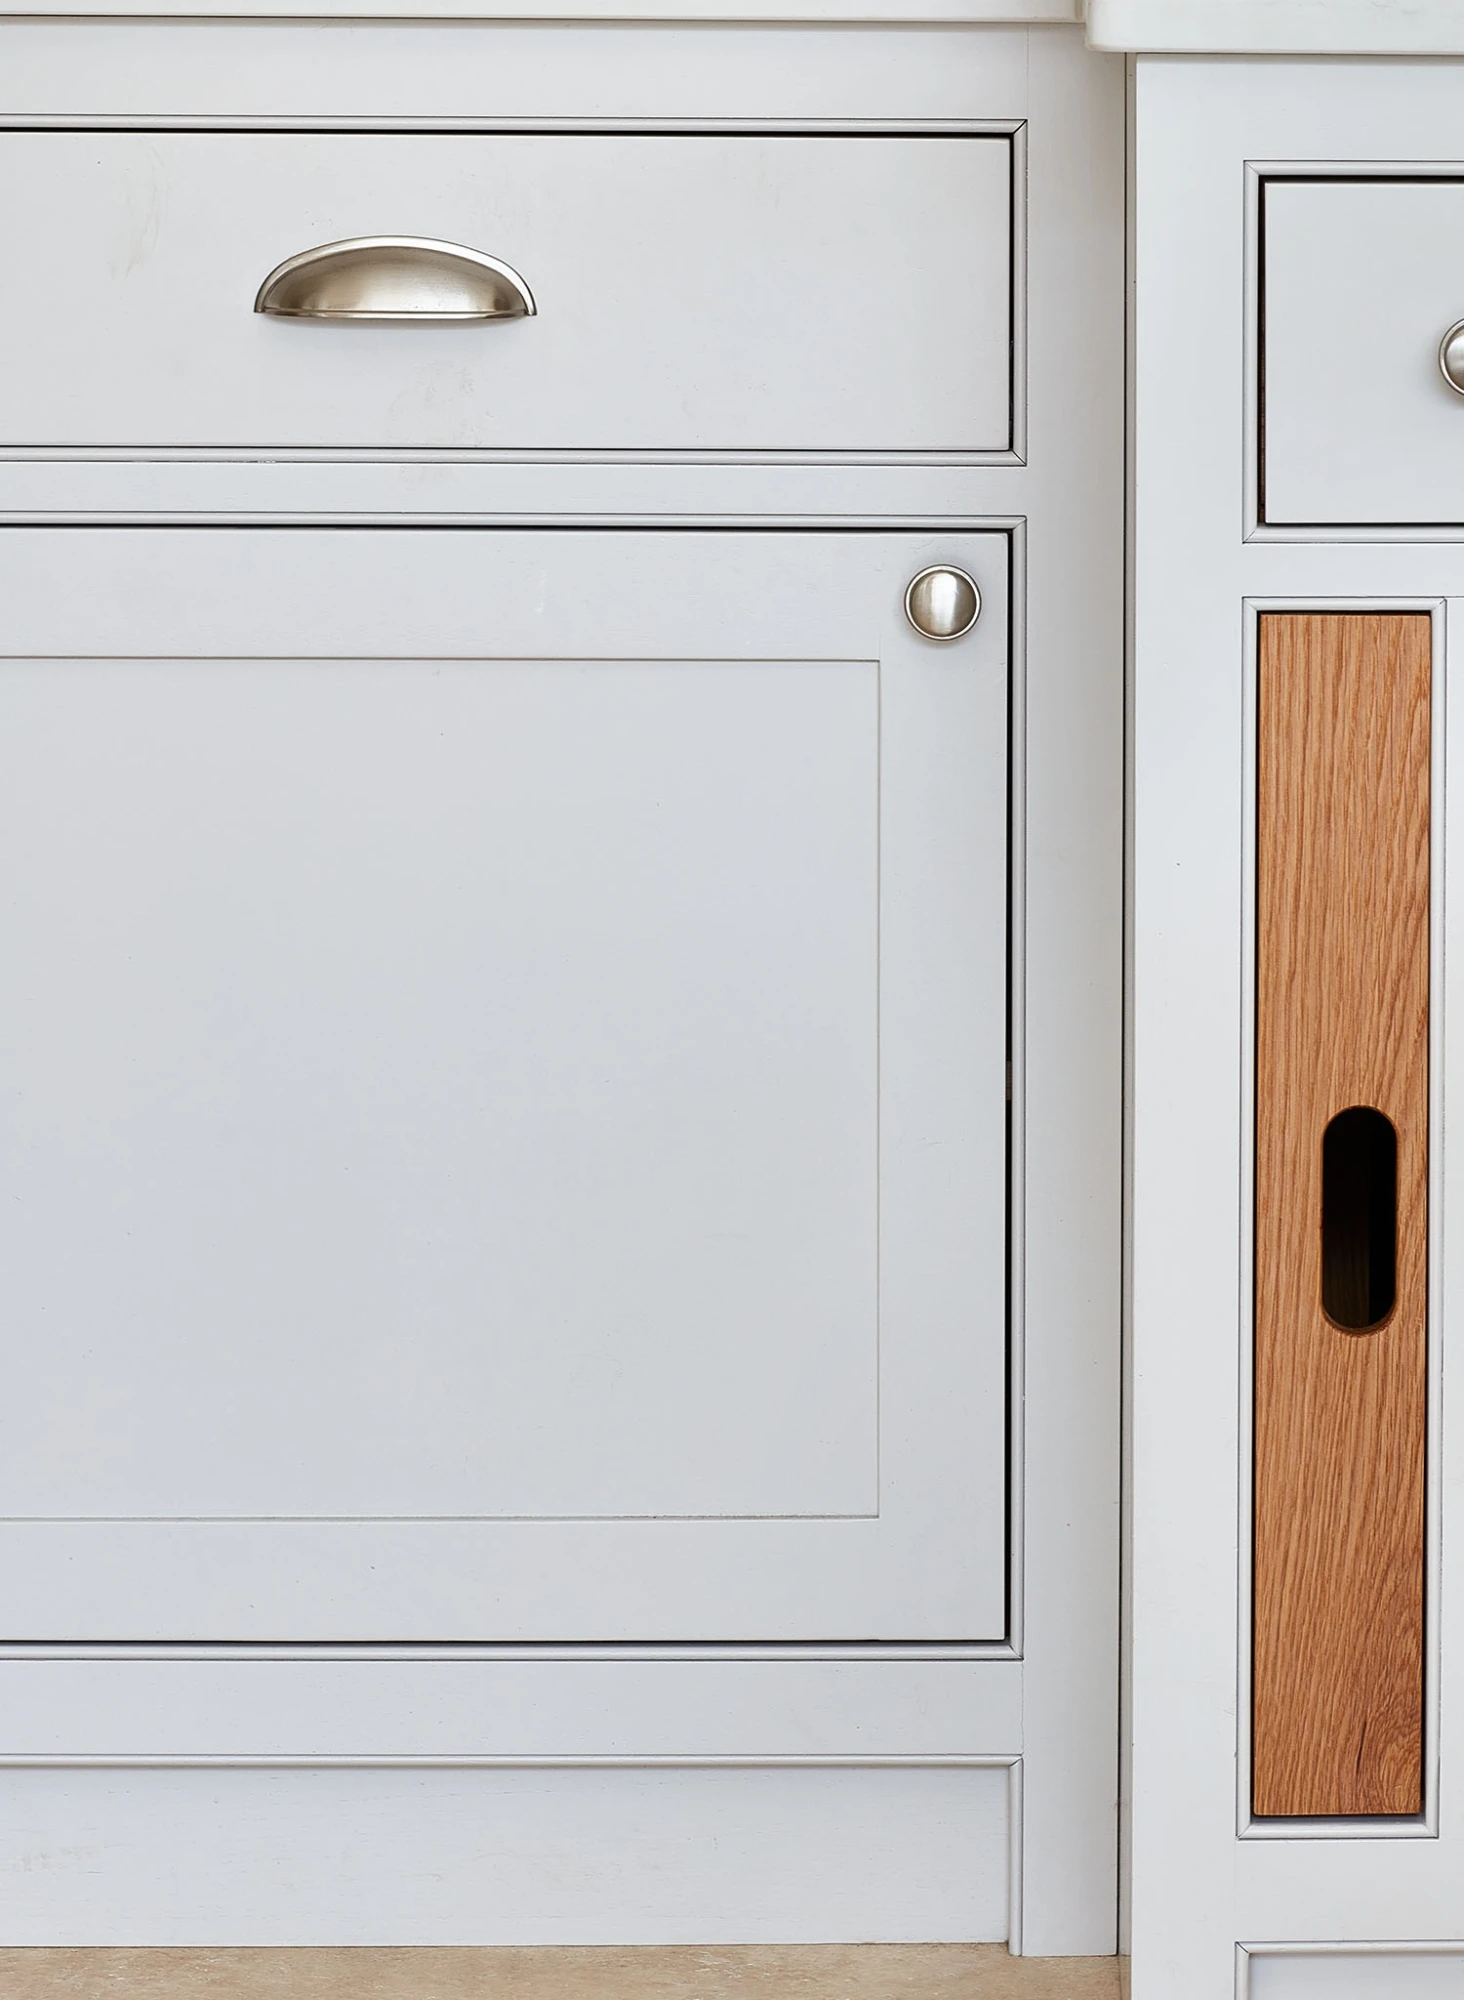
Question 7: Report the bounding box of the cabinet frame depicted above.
[1130,53,1464,1996]
[0,19,1124,1955]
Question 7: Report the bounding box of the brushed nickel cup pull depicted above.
[904,566,981,642]
[1439,318,1464,394]
[254,237,537,322]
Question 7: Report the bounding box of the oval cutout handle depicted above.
[1321,1105,1398,1332]
[254,237,537,322]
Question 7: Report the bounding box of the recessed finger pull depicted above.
[254,237,537,322]
[904,566,981,642]
[1439,319,1464,394]
[1321,1105,1398,1332]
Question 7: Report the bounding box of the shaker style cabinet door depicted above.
[0,529,1009,1641]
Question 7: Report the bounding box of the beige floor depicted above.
[0,1948,1124,2000]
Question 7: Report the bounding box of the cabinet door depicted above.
[0,530,1007,1640]
[0,131,1012,455]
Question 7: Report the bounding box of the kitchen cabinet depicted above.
[1124,37,1464,2000]
[0,15,1124,1957]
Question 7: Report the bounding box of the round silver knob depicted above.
[1440,320,1464,395]
[904,566,981,642]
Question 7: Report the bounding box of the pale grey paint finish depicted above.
[1247,1953,1464,2000]
[1091,0,1464,54]
[0,132,1010,455]
[0,527,1008,1641]
[0,0,1079,19]
[0,1766,1011,1944]
[0,20,1034,126]
[3,656,881,1522]
[0,1655,1024,1759]
[0,17,1125,1955]
[1130,49,1464,2000]
[1265,178,1464,525]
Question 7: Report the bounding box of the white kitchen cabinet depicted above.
[1126,44,1464,2000]
[0,17,1123,1957]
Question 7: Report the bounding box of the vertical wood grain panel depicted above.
[1253,612,1430,1818]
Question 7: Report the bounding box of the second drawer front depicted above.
[1264,176,1464,525]
[0,131,1011,457]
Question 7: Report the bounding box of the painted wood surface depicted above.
[1247,1950,1464,2000]
[1089,0,1464,53]
[0,1766,1011,1945]
[0,22,1126,1954]
[1264,180,1464,528]
[1125,56,1464,2000]
[0,528,1009,1642]
[1253,611,1430,1817]
[0,132,1010,455]
[0,0,1080,19]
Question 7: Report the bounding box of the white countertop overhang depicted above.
[1088,0,1464,54]
[0,0,1453,63]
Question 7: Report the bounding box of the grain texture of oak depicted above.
[1253,611,1430,1818]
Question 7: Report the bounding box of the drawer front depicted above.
[1264,177,1464,526]
[0,131,1011,457]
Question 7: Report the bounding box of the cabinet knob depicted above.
[1439,319,1464,394]
[904,566,981,641]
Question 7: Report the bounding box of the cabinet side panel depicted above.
[1253,610,1429,1818]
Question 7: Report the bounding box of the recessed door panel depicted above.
[4,654,878,1522]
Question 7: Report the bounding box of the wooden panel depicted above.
[1253,611,1430,1817]
[0,1950,1124,2000]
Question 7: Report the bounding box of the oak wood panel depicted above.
[0,1950,1125,2000]
[1253,611,1430,1817]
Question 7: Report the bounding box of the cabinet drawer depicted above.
[0,131,1012,458]
[1263,177,1464,526]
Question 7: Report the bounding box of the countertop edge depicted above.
[1087,0,1464,55]
[0,0,1082,20]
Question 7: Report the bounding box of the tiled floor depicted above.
[0,1948,1125,1999]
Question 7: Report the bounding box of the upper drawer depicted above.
[0,131,1012,458]
[1263,177,1464,526]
